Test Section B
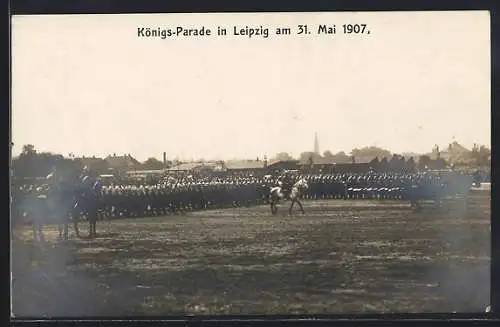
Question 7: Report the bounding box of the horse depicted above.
[19,185,61,243]
[45,183,71,240]
[71,176,102,238]
[29,190,49,243]
[269,178,309,215]
[55,182,83,240]
[28,184,76,241]
[407,180,451,212]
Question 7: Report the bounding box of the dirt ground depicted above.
[11,194,490,317]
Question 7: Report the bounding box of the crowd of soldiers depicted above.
[11,169,475,221]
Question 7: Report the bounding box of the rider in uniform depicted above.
[78,166,100,209]
[278,171,295,198]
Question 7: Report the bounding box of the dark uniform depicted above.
[279,174,295,197]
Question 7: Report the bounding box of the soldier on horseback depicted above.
[269,171,308,215]
[277,171,296,198]
[75,165,101,237]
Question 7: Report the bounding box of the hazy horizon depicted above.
[10,139,480,162]
[12,12,491,162]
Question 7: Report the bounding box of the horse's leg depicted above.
[271,201,278,215]
[434,198,441,209]
[56,210,65,240]
[297,199,305,214]
[417,200,422,212]
[89,208,97,238]
[88,216,94,238]
[63,213,69,240]
[289,199,295,215]
[269,194,278,215]
[72,211,81,238]
[88,212,93,238]
[411,199,421,212]
[74,218,80,237]
[58,218,63,240]
[32,221,38,242]
[37,220,45,244]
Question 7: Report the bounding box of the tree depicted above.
[350,146,392,163]
[389,154,399,170]
[331,151,351,164]
[470,145,490,167]
[380,157,389,166]
[12,148,81,179]
[407,157,416,172]
[388,154,407,172]
[299,151,322,164]
[368,157,380,172]
[308,156,314,167]
[323,150,334,160]
[274,152,294,161]
[142,157,165,170]
[418,155,431,170]
[21,144,36,156]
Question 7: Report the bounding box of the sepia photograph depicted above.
[10,11,491,316]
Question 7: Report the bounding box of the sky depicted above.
[12,12,491,162]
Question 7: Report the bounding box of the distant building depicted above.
[299,156,333,165]
[167,162,206,173]
[74,156,109,174]
[124,169,168,184]
[224,160,267,172]
[217,160,267,176]
[430,141,470,163]
[75,156,103,166]
[350,156,374,164]
[330,163,372,173]
[126,169,168,177]
[330,153,352,164]
[297,156,337,173]
[267,159,299,171]
[314,132,320,155]
[372,155,418,173]
[166,161,224,174]
[105,154,141,172]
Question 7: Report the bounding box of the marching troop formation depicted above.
[12,168,474,222]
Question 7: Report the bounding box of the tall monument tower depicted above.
[314,132,320,154]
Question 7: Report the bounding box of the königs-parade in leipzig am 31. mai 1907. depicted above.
[137,24,371,39]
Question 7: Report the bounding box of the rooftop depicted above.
[105,154,141,168]
[224,160,266,170]
[167,162,206,171]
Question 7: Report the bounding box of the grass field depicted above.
[11,194,490,317]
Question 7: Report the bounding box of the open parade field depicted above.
[11,193,490,317]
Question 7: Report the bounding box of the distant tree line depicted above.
[273,144,491,170]
[12,144,80,180]
[11,144,169,179]
[11,142,490,180]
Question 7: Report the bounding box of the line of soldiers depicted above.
[11,170,474,220]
